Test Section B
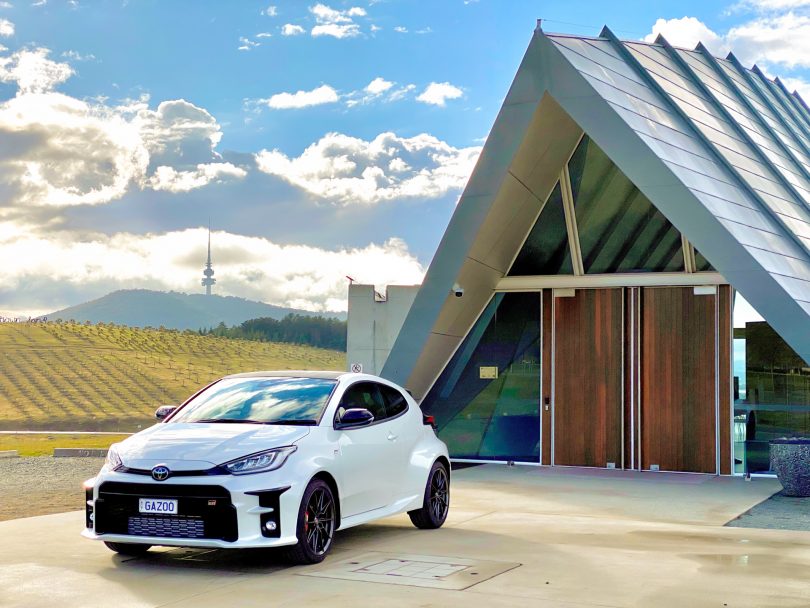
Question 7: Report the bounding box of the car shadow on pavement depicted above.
[108,521,418,574]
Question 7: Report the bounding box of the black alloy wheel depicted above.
[284,479,336,564]
[408,461,449,529]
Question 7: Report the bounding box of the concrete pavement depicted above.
[2,465,808,608]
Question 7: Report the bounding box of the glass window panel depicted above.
[421,293,542,462]
[733,294,810,474]
[508,182,573,276]
[694,248,715,271]
[567,135,685,273]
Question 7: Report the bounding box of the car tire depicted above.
[408,460,449,529]
[282,478,337,565]
[104,541,152,556]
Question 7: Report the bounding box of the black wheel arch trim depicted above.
[309,471,341,529]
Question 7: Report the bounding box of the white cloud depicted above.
[263,5,277,16]
[645,13,810,69]
[238,36,260,51]
[310,3,365,23]
[779,75,810,98]
[256,32,272,39]
[0,3,13,9]
[0,96,146,209]
[138,99,223,165]
[732,0,810,11]
[726,13,810,68]
[388,84,416,101]
[146,162,247,193]
[309,3,365,38]
[644,17,729,53]
[0,47,73,93]
[61,50,96,62]
[0,225,425,313]
[255,131,480,205]
[416,82,464,106]
[311,23,360,38]
[394,26,407,33]
[0,18,12,36]
[261,84,339,109]
[0,46,233,211]
[281,23,305,36]
[345,77,406,107]
[643,9,810,105]
[365,77,393,95]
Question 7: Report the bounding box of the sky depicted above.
[0,0,809,317]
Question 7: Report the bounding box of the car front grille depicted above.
[128,515,206,539]
[95,482,238,542]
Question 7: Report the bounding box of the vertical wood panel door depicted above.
[641,287,716,473]
[554,288,623,467]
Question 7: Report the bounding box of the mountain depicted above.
[48,290,345,330]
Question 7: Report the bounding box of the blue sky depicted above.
[0,0,808,315]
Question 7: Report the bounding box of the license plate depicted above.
[138,498,178,515]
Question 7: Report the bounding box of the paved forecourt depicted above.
[2,465,808,608]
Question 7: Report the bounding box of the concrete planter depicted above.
[770,439,810,497]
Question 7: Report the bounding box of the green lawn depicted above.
[0,434,132,457]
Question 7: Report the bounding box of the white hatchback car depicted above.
[82,371,450,564]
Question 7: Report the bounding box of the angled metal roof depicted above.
[383,25,810,398]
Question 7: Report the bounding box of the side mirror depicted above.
[335,408,374,429]
[155,405,177,421]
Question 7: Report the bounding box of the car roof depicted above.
[223,370,347,380]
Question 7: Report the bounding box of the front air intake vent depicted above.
[128,515,205,539]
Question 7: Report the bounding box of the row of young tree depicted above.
[202,314,347,351]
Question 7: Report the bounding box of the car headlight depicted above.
[223,446,297,475]
[104,445,123,472]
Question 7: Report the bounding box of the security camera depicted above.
[451,283,464,298]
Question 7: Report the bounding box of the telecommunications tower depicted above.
[201,226,216,296]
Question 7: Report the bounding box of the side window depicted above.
[379,385,409,418]
[339,382,387,423]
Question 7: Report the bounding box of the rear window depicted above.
[379,385,409,418]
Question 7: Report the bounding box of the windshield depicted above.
[169,377,337,425]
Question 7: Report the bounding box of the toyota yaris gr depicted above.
[82,371,450,564]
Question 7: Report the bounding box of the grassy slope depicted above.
[0,322,345,431]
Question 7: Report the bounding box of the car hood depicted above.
[116,423,311,469]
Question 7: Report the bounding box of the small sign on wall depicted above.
[350,363,363,373]
[479,366,498,379]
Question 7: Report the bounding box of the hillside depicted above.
[47,289,345,331]
[0,321,345,432]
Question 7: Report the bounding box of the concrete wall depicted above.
[347,284,419,377]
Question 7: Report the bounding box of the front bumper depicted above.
[83,471,305,549]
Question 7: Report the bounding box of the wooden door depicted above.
[641,287,716,473]
[553,289,623,467]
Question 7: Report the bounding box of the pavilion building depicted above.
[349,24,810,476]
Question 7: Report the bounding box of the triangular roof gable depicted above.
[383,25,810,399]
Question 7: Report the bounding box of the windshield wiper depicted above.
[193,418,265,424]
[264,419,318,426]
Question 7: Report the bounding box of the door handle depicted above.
[387,432,398,441]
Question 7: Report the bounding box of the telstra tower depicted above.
[201,226,216,296]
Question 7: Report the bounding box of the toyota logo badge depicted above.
[151,465,170,481]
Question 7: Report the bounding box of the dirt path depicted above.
[0,457,104,521]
